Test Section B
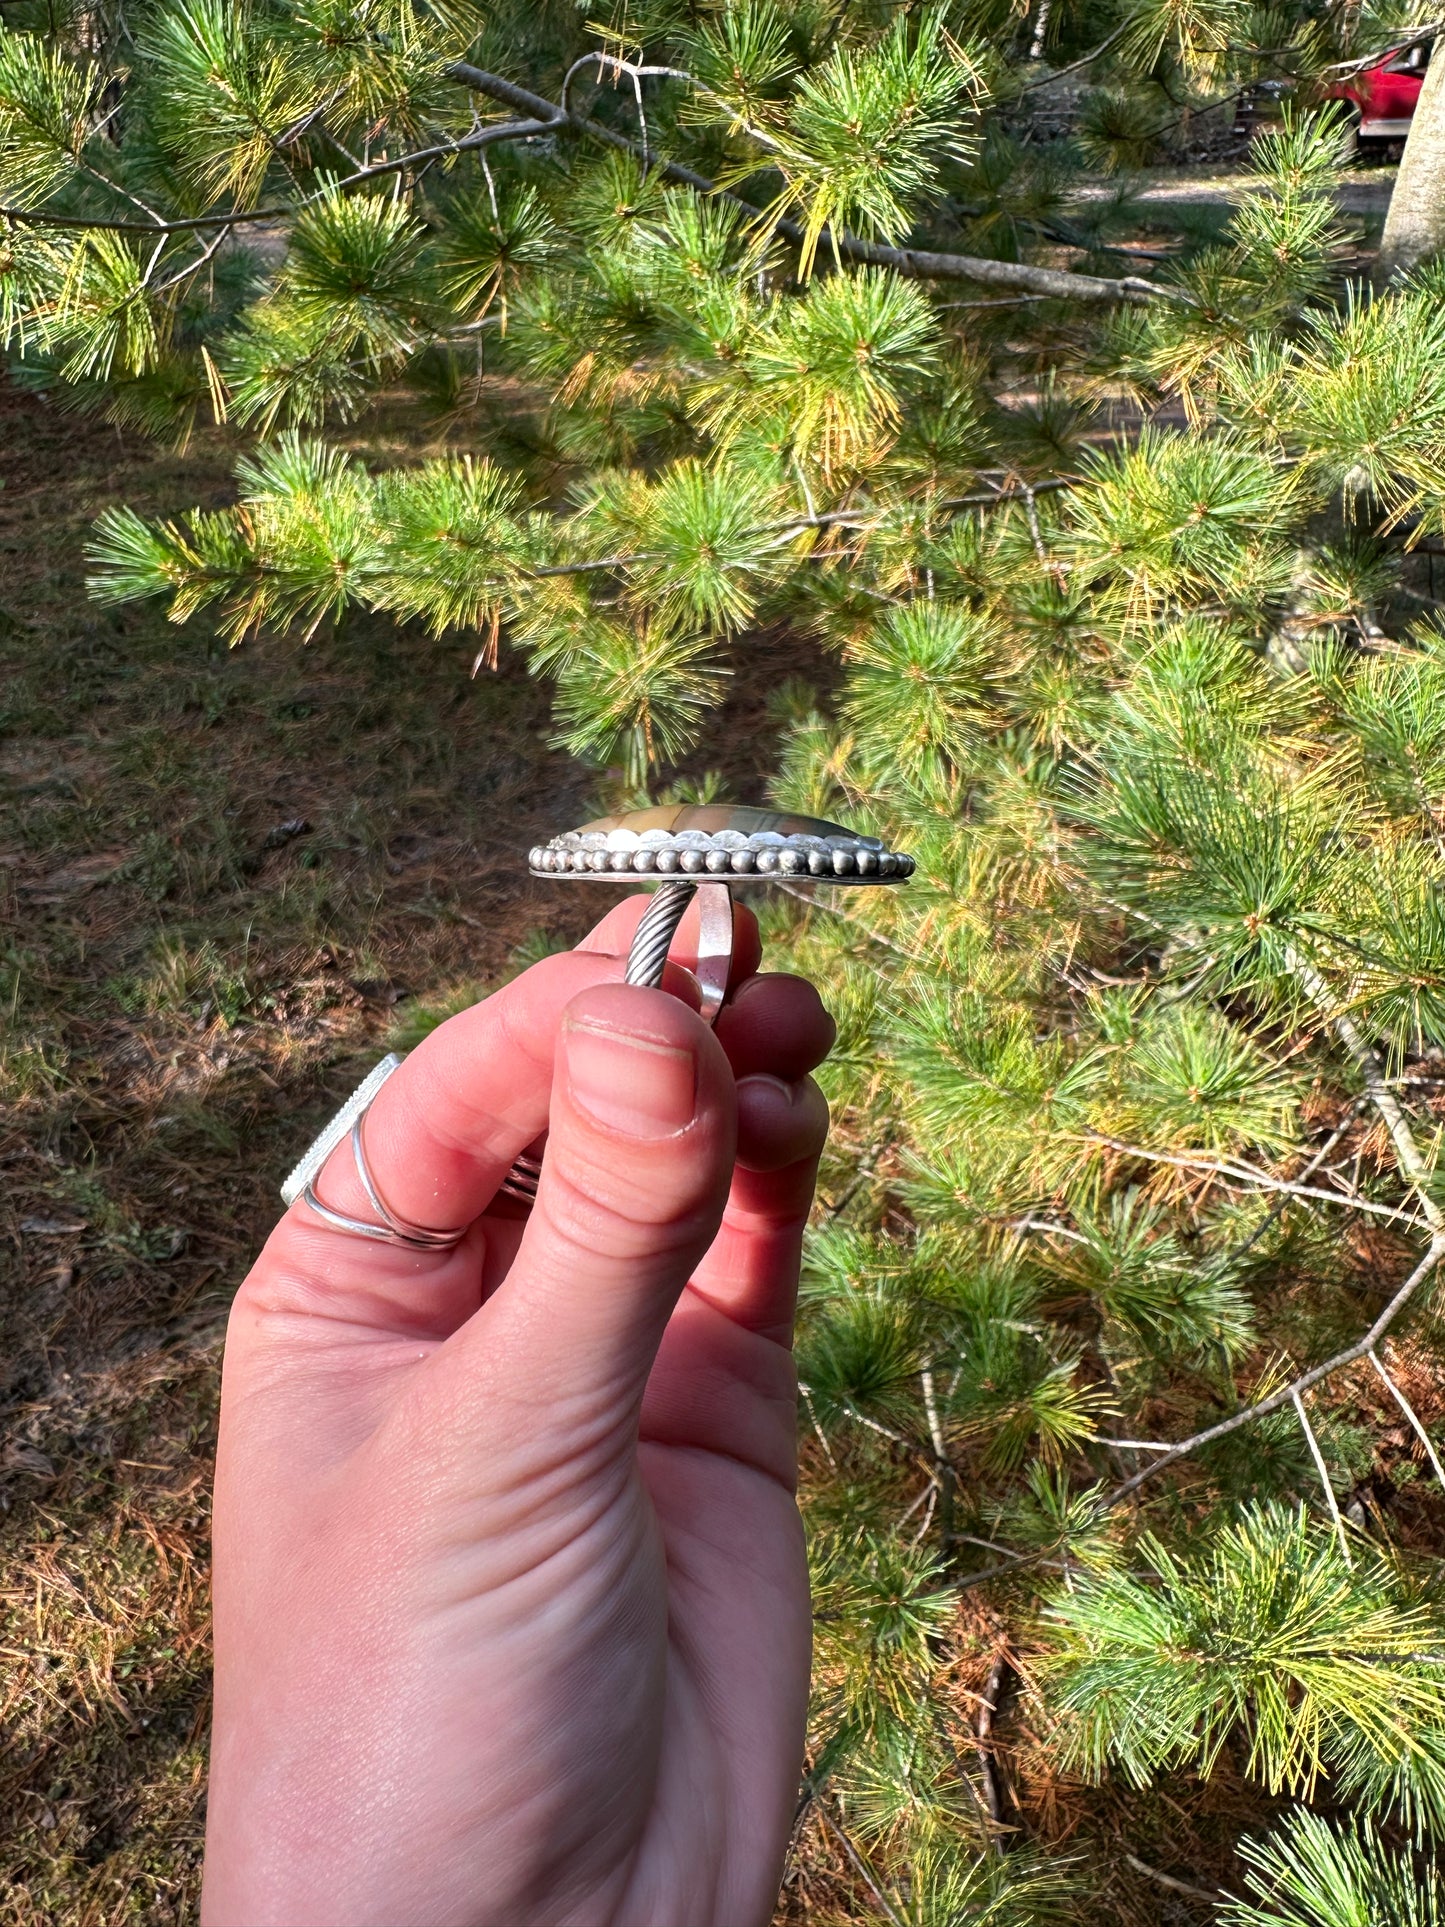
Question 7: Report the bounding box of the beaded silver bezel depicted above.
[527,824,914,885]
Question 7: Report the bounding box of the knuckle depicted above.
[539,1150,721,1268]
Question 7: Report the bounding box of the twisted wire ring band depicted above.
[498,1151,542,1206]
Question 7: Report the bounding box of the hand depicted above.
[202,896,834,1927]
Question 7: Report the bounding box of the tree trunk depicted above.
[1377,42,1445,282]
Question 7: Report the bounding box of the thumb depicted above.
[458,982,736,1419]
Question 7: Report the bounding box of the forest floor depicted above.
[1072,159,1398,214]
[0,380,818,1924]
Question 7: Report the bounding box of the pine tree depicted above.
[9,0,1445,1915]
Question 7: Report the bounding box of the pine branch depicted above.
[1082,1131,1427,1228]
[1285,948,1445,1235]
[1324,23,1444,76]
[4,55,1187,306]
[0,118,555,233]
[447,64,1185,307]
[1015,18,1135,92]
[1123,1855,1220,1905]
[1100,1230,1445,1510]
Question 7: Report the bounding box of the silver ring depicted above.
[300,1106,468,1251]
[622,877,732,1017]
[287,806,914,1226]
[282,1053,403,1209]
[497,884,732,1210]
[291,1077,469,1251]
[499,1151,542,1205]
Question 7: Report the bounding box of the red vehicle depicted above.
[1329,40,1429,149]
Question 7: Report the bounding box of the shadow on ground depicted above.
[0,382,801,1924]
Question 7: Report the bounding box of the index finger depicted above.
[274,944,683,1265]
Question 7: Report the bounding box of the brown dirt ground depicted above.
[0,379,815,1924]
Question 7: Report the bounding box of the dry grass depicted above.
[0,378,834,1923]
[0,380,602,1923]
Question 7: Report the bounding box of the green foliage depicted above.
[136,0,301,206]
[435,182,560,326]
[12,0,1445,1914]
[1076,86,1170,174]
[737,267,941,471]
[888,1843,1083,1925]
[1045,1505,1445,1826]
[0,25,100,204]
[1223,1809,1445,1926]
[768,13,982,272]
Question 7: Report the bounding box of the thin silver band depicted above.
[501,882,735,1208]
[498,1151,542,1205]
[349,1112,466,1248]
[692,884,735,1025]
[299,1102,468,1251]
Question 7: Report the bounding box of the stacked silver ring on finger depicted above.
[280,804,913,1234]
[283,1054,469,1251]
[498,1150,542,1206]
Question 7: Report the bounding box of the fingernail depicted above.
[564,1017,698,1138]
[739,1073,800,1106]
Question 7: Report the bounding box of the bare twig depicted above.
[841,1398,915,1454]
[1011,1215,1089,1244]
[1123,1854,1220,1906]
[826,1137,893,1218]
[1368,1347,1445,1497]
[1056,908,1445,1523]
[920,1365,955,1539]
[1022,483,1049,565]
[955,1541,1053,1592]
[800,1385,840,1472]
[898,1476,937,1529]
[1017,17,1134,90]
[1286,948,1445,1234]
[1293,1388,1352,1567]
[974,1651,1012,1844]
[816,1805,907,1927]
[150,221,230,297]
[561,48,791,158]
[909,1481,939,1547]
[1100,1232,1445,1511]
[773,880,921,963]
[951,1531,1071,1573]
[1222,1098,1371,1262]
[1324,22,1442,76]
[1082,1130,1425,1227]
